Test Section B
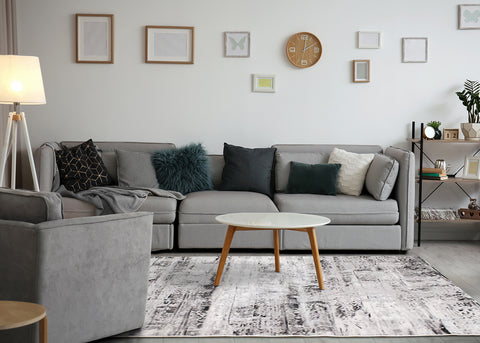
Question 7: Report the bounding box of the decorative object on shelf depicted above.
[145,26,194,64]
[224,32,250,57]
[286,32,322,68]
[252,74,276,93]
[76,14,114,63]
[456,79,480,140]
[458,4,480,30]
[402,37,428,63]
[353,60,370,83]
[423,126,435,139]
[434,159,447,171]
[458,208,480,219]
[427,121,442,139]
[415,207,459,221]
[468,198,480,210]
[443,128,459,140]
[463,156,480,179]
[357,31,381,49]
[0,55,46,191]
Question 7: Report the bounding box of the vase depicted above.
[461,123,480,140]
[434,128,442,140]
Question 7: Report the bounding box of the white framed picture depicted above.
[357,32,381,49]
[353,60,370,83]
[145,26,194,64]
[463,156,480,179]
[224,32,250,57]
[459,4,480,29]
[76,14,114,63]
[402,37,428,63]
[252,74,276,93]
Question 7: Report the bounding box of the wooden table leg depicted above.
[306,227,325,290]
[273,230,280,272]
[214,226,236,286]
[39,315,48,343]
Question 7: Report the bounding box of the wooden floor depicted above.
[97,241,480,343]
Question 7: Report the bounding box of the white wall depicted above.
[14,0,480,154]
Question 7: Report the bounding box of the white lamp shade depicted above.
[0,55,46,105]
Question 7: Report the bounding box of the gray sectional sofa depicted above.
[36,142,415,252]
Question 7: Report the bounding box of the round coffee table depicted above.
[0,301,48,342]
[214,212,331,289]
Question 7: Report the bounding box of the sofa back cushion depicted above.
[0,188,63,223]
[273,144,383,193]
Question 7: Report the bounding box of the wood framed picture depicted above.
[443,128,459,140]
[145,26,194,64]
[402,38,428,63]
[357,32,381,49]
[463,156,480,179]
[353,60,370,83]
[76,14,114,63]
[224,32,250,57]
[458,4,480,29]
[252,74,276,93]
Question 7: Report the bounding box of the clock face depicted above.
[286,32,322,68]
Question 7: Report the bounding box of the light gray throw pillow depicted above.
[365,154,399,201]
[116,150,159,188]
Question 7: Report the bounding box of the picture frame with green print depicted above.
[459,4,480,29]
[224,32,250,57]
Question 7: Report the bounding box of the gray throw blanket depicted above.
[58,185,185,215]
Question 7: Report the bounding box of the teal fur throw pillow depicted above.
[151,143,212,194]
[286,161,341,195]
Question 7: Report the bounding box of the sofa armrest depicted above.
[34,142,59,192]
[384,146,415,250]
[0,212,153,343]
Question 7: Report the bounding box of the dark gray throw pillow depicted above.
[286,162,341,195]
[220,143,276,197]
[151,143,212,194]
[116,150,159,188]
[365,154,399,201]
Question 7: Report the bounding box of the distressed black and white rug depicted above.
[120,255,480,337]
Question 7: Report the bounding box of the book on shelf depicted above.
[419,167,446,174]
[420,172,447,177]
[421,175,448,180]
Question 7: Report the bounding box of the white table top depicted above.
[215,212,330,229]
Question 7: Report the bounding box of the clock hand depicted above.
[303,43,317,52]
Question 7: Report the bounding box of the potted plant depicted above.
[456,79,480,140]
[427,120,442,140]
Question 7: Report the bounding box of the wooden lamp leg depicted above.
[0,112,13,188]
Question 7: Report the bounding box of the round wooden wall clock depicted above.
[286,32,322,68]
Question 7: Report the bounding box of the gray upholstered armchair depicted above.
[0,188,153,343]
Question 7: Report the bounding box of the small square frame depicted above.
[145,26,194,64]
[252,74,276,93]
[224,32,250,57]
[76,14,114,63]
[357,32,381,49]
[458,5,480,29]
[353,60,370,83]
[402,38,428,63]
[463,156,480,179]
[443,128,459,140]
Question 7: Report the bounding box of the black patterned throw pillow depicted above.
[55,139,112,192]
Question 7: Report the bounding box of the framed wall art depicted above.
[252,74,276,93]
[402,38,428,63]
[458,4,480,29]
[76,14,114,63]
[463,156,480,179]
[145,26,194,64]
[357,32,381,49]
[224,32,250,57]
[353,60,370,83]
[443,128,459,140]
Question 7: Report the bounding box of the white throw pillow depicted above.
[328,148,374,196]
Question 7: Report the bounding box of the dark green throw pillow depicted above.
[151,143,212,194]
[286,162,341,195]
[220,143,276,197]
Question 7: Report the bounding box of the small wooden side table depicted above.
[0,301,48,343]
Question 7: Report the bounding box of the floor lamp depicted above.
[0,55,46,191]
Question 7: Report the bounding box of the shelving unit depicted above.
[410,121,480,246]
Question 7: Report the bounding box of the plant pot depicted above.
[461,123,480,140]
[434,128,442,140]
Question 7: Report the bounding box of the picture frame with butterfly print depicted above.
[459,5,480,29]
[224,32,250,57]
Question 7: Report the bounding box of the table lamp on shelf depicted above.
[0,55,46,191]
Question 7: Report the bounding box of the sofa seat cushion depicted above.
[274,193,398,225]
[137,196,176,224]
[179,190,278,224]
